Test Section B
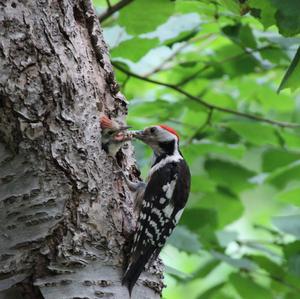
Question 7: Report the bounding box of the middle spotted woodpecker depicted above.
[122,125,191,294]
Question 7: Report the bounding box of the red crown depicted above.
[159,125,180,139]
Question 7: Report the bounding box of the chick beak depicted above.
[116,126,131,133]
[112,126,132,142]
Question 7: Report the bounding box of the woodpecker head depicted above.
[132,125,180,156]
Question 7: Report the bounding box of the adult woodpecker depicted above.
[122,125,191,294]
[100,115,131,157]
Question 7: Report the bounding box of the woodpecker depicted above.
[122,125,191,294]
[100,115,131,157]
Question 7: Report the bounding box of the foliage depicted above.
[94,0,300,298]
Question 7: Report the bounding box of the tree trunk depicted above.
[0,1,162,298]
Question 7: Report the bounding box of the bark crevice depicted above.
[0,0,162,298]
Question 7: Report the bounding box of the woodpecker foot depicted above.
[114,169,145,192]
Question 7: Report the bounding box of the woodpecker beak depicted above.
[130,130,146,140]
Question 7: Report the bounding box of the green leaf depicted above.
[284,241,300,278]
[118,0,175,34]
[222,24,257,49]
[260,47,289,65]
[175,0,216,17]
[272,215,300,238]
[191,175,216,193]
[199,189,244,228]
[248,0,277,29]
[213,44,259,77]
[204,158,256,192]
[262,148,300,172]
[164,265,192,280]
[212,251,256,271]
[283,241,300,258]
[218,0,240,15]
[227,121,280,146]
[111,37,159,62]
[230,273,273,299]
[267,161,300,189]
[164,29,199,48]
[271,0,300,37]
[167,226,201,253]
[192,259,221,280]
[278,47,300,93]
[276,187,300,206]
[196,283,226,299]
[249,255,283,277]
[287,255,300,277]
[180,208,218,232]
[281,131,300,151]
[250,0,300,37]
[185,141,245,160]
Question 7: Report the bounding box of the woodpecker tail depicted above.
[122,249,154,295]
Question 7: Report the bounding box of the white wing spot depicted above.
[164,204,174,218]
[159,197,166,204]
[152,207,162,218]
[162,177,177,199]
[149,220,160,238]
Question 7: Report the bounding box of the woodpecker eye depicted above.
[150,127,156,134]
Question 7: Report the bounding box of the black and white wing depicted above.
[122,159,190,293]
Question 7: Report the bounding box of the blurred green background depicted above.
[94,1,300,298]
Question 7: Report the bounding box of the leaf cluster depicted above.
[94,1,300,298]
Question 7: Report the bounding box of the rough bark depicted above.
[0,0,162,298]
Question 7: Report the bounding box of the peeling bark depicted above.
[0,0,162,298]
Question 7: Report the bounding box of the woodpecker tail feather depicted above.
[122,249,153,295]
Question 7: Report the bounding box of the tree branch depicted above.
[113,63,300,128]
[186,108,213,144]
[99,0,133,22]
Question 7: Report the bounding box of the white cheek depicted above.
[156,130,175,142]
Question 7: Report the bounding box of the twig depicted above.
[113,62,300,128]
[105,0,112,8]
[99,0,133,22]
[186,108,213,144]
[121,74,131,89]
[236,239,283,246]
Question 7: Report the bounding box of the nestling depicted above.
[100,115,131,157]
